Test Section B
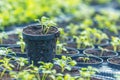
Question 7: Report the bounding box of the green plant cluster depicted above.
[0,0,118,30]
[0,0,83,28]
[0,49,98,80]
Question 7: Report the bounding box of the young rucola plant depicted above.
[38,62,56,80]
[54,56,77,73]
[0,47,14,55]
[110,36,120,52]
[35,16,57,34]
[17,36,25,53]
[58,28,68,42]
[16,28,22,39]
[0,57,15,78]
[81,28,108,45]
[10,70,36,80]
[73,35,93,49]
[56,41,68,55]
[98,46,109,56]
[66,23,80,36]
[15,57,28,71]
[77,66,98,80]
[0,32,8,44]
[77,57,90,63]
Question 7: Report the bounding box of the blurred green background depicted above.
[0,0,120,29]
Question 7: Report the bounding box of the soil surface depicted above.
[109,57,120,64]
[85,49,115,57]
[61,48,78,54]
[8,33,19,40]
[2,39,17,44]
[53,65,79,75]
[76,57,100,63]
[23,25,58,35]
[101,45,120,52]
[67,42,92,49]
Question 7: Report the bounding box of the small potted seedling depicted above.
[10,70,36,80]
[58,28,68,42]
[22,16,60,66]
[100,36,120,55]
[67,33,94,54]
[0,57,15,78]
[16,36,26,54]
[107,56,120,70]
[54,56,77,73]
[72,55,103,67]
[77,57,90,63]
[87,28,108,48]
[77,66,101,80]
[56,41,79,57]
[66,23,80,37]
[84,48,118,60]
[110,36,120,53]
[38,61,56,80]
[73,35,94,53]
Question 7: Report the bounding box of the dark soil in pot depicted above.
[100,44,120,54]
[107,57,120,69]
[83,48,118,61]
[8,33,19,41]
[53,65,79,76]
[23,25,57,35]
[2,39,17,45]
[0,38,18,47]
[23,24,59,66]
[72,56,103,67]
[56,47,79,57]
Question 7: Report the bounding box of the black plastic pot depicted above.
[83,48,118,61]
[66,41,93,54]
[22,24,60,66]
[99,43,120,55]
[107,57,120,70]
[56,47,79,57]
[72,55,103,67]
